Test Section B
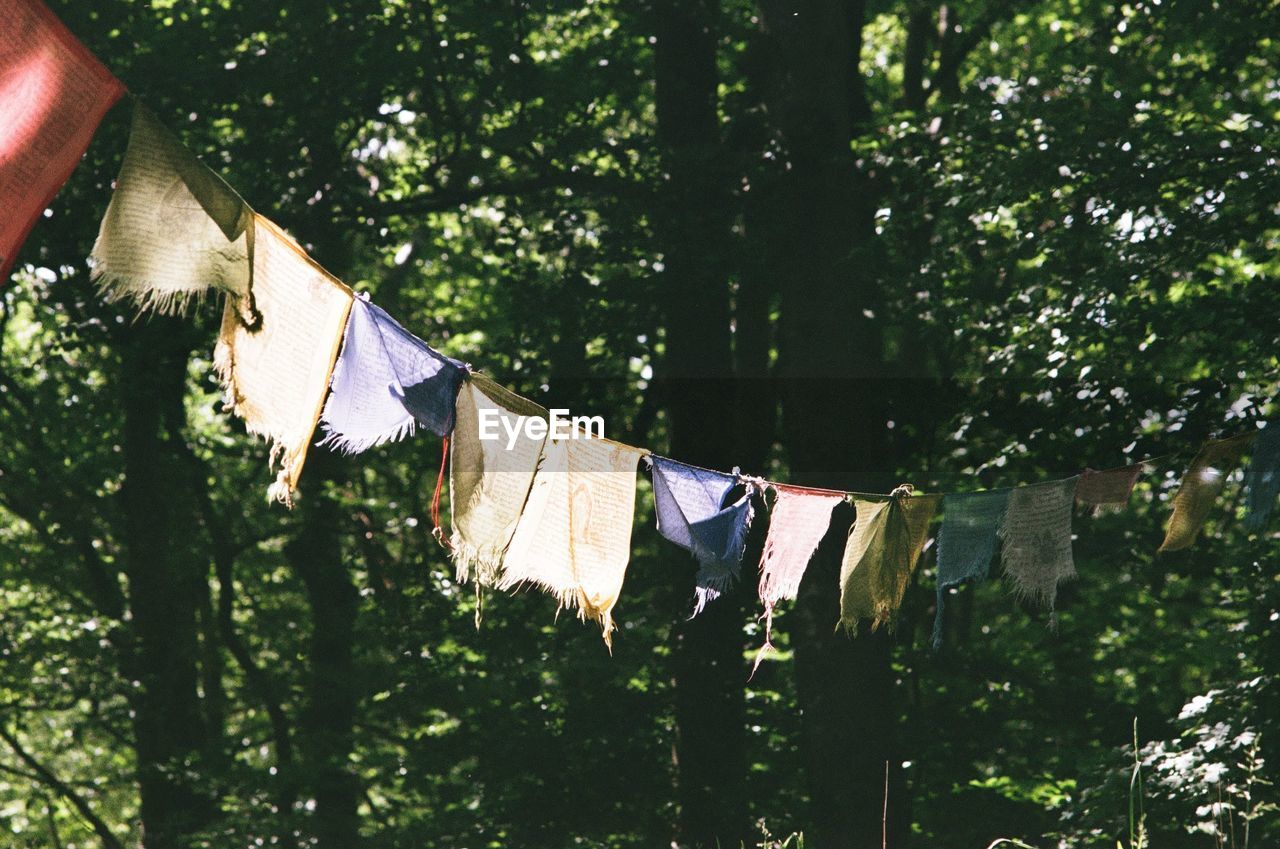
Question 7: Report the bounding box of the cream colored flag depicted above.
[449,375,549,586]
[91,103,256,318]
[213,214,352,506]
[499,434,648,648]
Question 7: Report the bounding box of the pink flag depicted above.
[1,0,124,278]
[754,485,846,672]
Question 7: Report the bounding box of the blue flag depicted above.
[320,296,466,453]
[650,456,754,615]
[932,488,1010,648]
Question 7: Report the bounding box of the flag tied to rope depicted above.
[91,102,256,318]
[499,435,648,648]
[755,487,845,665]
[1243,423,1280,532]
[319,295,466,453]
[1,0,124,278]
[650,456,755,616]
[999,478,1078,616]
[1075,463,1142,511]
[1160,432,1256,552]
[840,492,941,632]
[449,375,548,587]
[932,489,1010,648]
[213,214,352,506]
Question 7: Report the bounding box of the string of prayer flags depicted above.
[840,489,941,632]
[319,295,467,453]
[1075,463,1143,512]
[498,435,649,648]
[999,478,1078,617]
[448,375,549,586]
[0,0,124,278]
[932,489,1010,647]
[16,0,1273,655]
[91,102,257,319]
[755,486,846,663]
[1160,432,1257,552]
[1243,423,1280,532]
[650,456,755,615]
[212,214,353,506]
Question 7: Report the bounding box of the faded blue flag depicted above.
[650,456,754,615]
[320,295,466,453]
[1244,422,1280,531]
[932,488,1011,648]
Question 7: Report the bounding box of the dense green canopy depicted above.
[0,0,1276,847]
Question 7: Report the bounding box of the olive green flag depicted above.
[839,492,941,632]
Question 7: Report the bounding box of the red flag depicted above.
[0,0,124,279]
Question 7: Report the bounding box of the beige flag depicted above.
[1160,432,1256,552]
[449,375,549,586]
[498,434,648,648]
[1000,478,1078,610]
[91,103,256,318]
[839,493,940,632]
[213,214,352,506]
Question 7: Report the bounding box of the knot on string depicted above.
[733,466,770,500]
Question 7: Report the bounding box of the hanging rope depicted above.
[431,435,451,550]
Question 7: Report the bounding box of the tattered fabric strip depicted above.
[999,478,1078,614]
[1243,424,1280,532]
[1,0,124,278]
[840,493,941,632]
[1160,432,1257,552]
[755,487,845,664]
[932,489,1010,647]
[650,456,755,616]
[90,102,255,317]
[213,214,353,506]
[319,295,467,453]
[448,375,548,587]
[1075,463,1142,510]
[499,436,649,648]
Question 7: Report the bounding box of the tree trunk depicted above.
[755,0,906,846]
[118,318,213,849]
[282,118,366,848]
[652,2,751,845]
[286,448,362,849]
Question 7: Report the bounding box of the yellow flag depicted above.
[1160,433,1256,552]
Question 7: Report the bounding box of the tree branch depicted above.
[0,724,124,849]
[362,171,641,217]
[184,453,296,773]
